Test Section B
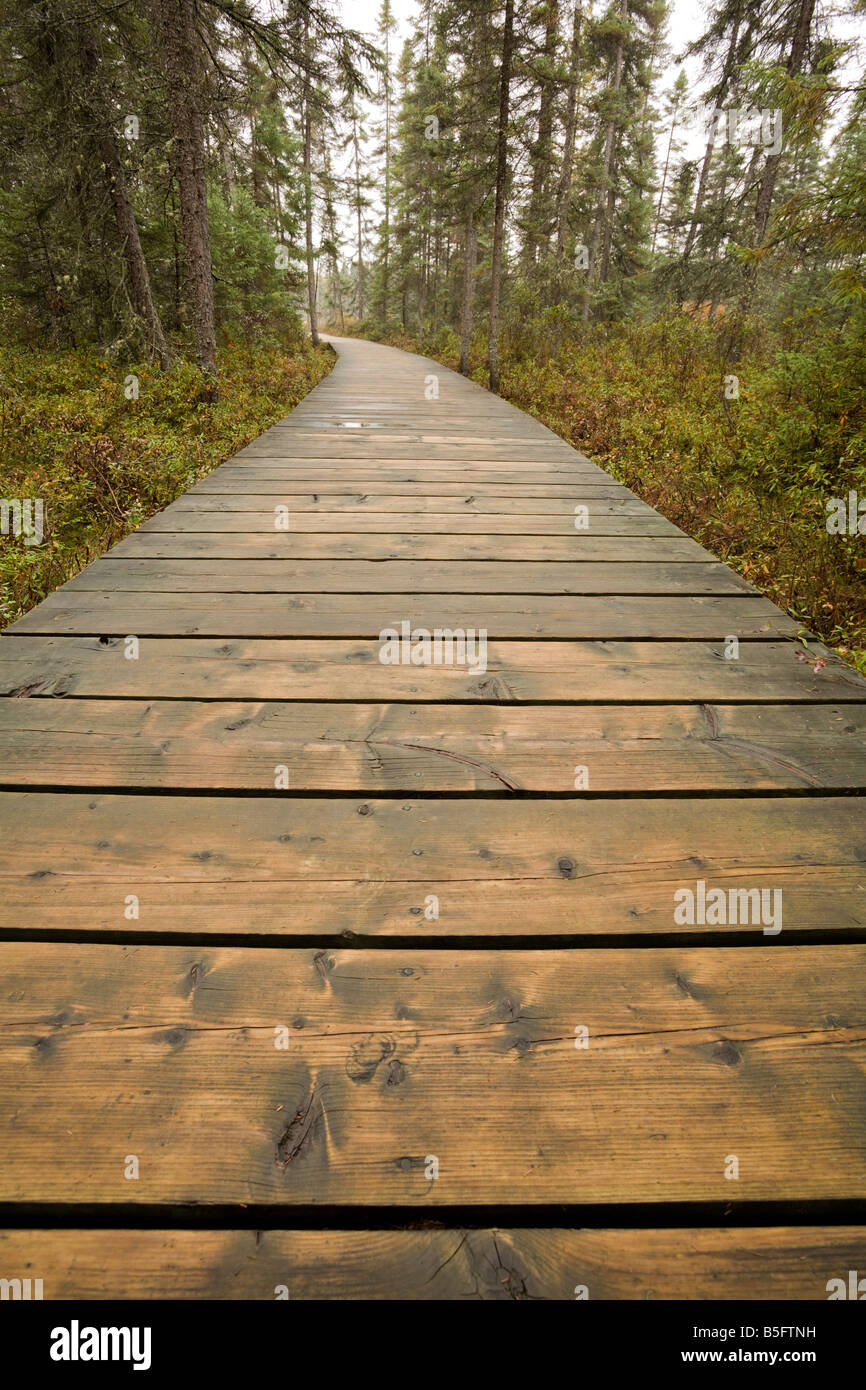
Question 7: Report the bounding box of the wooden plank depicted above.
[0,793,863,936]
[257,416,552,427]
[189,479,638,496]
[280,438,584,447]
[233,451,607,467]
[63,560,747,595]
[0,636,861,702]
[201,467,615,486]
[1,1225,862,1300]
[4,593,791,638]
[139,510,671,535]
[235,434,589,445]
[255,425,577,436]
[0,942,863,1204]
[108,532,688,560]
[2,699,866,791]
[228,447,595,456]
[232,465,613,481]
[241,423,580,435]
[176,492,639,512]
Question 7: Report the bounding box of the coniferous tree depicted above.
[488,0,516,391]
[151,0,218,389]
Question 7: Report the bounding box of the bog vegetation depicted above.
[0,0,863,663]
[0,345,329,621]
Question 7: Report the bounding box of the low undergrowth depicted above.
[0,341,332,624]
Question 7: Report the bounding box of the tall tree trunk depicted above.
[417,255,426,344]
[355,197,365,319]
[432,226,441,335]
[738,0,814,318]
[303,121,319,342]
[682,15,743,265]
[583,0,626,320]
[380,9,394,325]
[554,2,583,263]
[458,211,477,375]
[79,23,171,367]
[221,141,235,200]
[652,104,679,254]
[599,153,619,282]
[152,0,217,391]
[250,120,265,207]
[302,15,319,346]
[457,6,485,371]
[682,123,717,266]
[522,0,559,271]
[352,116,366,319]
[752,0,815,247]
[103,136,173,368]
[332,255,345,333]
[488,0,515,394]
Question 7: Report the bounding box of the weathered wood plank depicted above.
[0,942,863,1204]
[5,593,791,638]
[233,451,608,469]
[234,439,594,453]
[200,467,616,486]
[139,510,671,535]
[108,532,687,560]
[189,479,637,497]
[176,492,639,512]
[2,700,865,791]
[198,469,614,486]
[63,560,746,595]
[1,1225,862,1299]
[0,636,859,702]
[0,794,862,936]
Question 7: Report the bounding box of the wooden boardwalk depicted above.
[0,335,864,1300]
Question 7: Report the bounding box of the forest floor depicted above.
[361,318,866,676]
[0,340,333,625]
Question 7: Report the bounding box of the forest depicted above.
[0,0,864,665]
